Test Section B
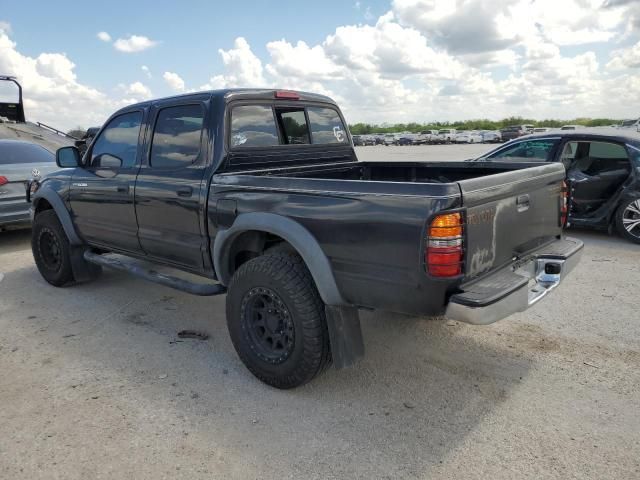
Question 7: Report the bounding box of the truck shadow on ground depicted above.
[0,228,31,255]
[1,258,536,477]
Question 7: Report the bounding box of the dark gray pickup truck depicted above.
[28,89,583,388]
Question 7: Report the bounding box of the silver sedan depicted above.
[0,140,59,228]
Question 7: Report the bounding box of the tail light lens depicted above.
[0,176,8,186]
[560,180,569,227]
[426,212,464,277]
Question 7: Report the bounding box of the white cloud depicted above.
[202,0,640,124]
[163,71,185,92]
[0,29,148,129]
[113,35,158,53]
[0,20,11,34]
[200,37,267,89]
[3,1,640,132]
[96,31,111,42]
[123,81,152,99]
[607,40,640,69]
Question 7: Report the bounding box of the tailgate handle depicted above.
[516,194,530,212]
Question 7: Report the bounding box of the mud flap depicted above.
[325,305,364,369]
[69,247,102,282]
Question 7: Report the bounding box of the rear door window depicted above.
[230,105,279,148]
[307,107,347,144]
[486,139,559,162]
[150,104,204,168]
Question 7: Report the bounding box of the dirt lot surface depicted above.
[1,145,639,479]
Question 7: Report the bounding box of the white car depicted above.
[620,118,640,131]
[454,131,483,143]
[415,130,438,144]
[533,127,550,133]
[481,130,502,143]
[438,128,457,143]
[383,134,397,146]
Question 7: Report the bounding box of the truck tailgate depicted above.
[458,162,566,280]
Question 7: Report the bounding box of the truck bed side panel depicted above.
[210,176,462,314]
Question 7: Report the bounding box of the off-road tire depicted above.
[226,252,332,389]
[32,210,76,286]
[615,197,640,244]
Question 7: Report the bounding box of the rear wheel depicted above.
[615,198,640,244]
[32,210,75,286]
[226,252,331,389]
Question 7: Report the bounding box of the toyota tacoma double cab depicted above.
[28,89,583,388]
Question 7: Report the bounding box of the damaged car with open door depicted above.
[471,129,640,243]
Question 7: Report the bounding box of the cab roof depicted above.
[119,88,337,111]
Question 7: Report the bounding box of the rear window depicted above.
[230,104,348,147]
[230,105,279,148]
[0,142,54,165]
[276,108,309,144]
[307,107,347,144]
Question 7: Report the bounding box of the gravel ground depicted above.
[1,145,639,479]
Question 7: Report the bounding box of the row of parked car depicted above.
[353,129,504,146]
[355,121,640,147]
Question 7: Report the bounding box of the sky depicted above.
[1,0,640,130]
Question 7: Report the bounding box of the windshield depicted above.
[481,139,559,162]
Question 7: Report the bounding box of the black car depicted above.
[472,129,640,243]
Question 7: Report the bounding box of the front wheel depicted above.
[615,197,640,244]
[32,210,76,286]
[226,252,332,389]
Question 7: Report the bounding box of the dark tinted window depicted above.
[91,111,142,168]
[150,105,204,168]
[0,141,54,165]
[230,105,278,147]
[307,107,347,144]
[487,139,558,162]
[276,108,309,144]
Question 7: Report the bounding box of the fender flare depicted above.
[32,188,82,246]
[213,212,346,306]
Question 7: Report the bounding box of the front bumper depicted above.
[445,236,583,325]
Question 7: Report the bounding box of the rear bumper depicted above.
[445,236,583,325]
[0,202,31,226]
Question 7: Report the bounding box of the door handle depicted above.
[116,185,130,193]
[176,186,193,197]
[516,194,530,212]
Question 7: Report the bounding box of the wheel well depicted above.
[227,230,293,277]
[34,198,53,215]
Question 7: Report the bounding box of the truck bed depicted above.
[212,160,567,315]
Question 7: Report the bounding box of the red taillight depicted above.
[560,180,569,227]
[426,212,464,277]
[0,176,8,186]
[274,90,300,100]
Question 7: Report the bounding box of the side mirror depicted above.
[94,154,122,168]
[56,146,81,168]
